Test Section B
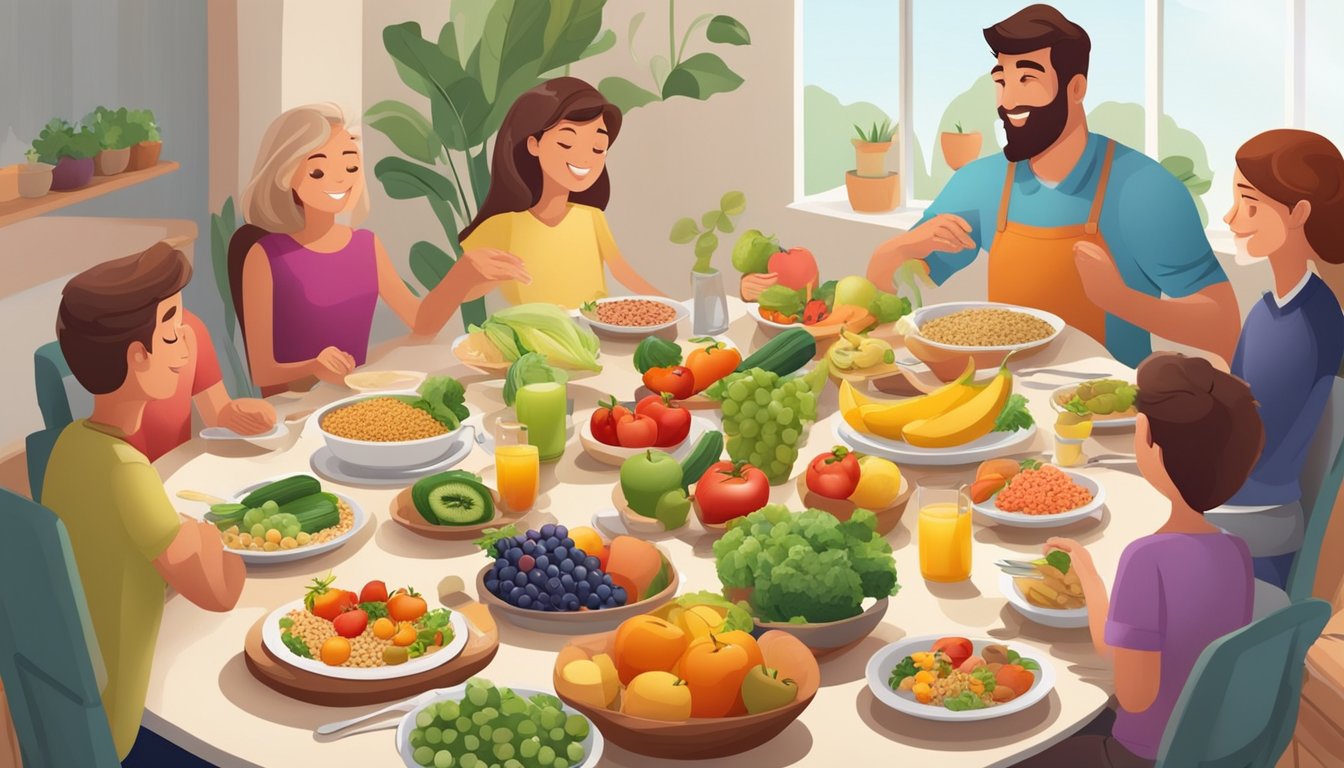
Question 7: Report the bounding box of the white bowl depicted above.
[312,392,467,470]
[866,635,1056,722]
[1048,382,1138,429]
[261,600,468,680]
[909,301,1065,354]
[973,468,1106,528]
[578,412,717,467]
[578,296,688,336]
[998,571,1089,629]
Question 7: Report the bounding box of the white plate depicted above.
[344,369,427,393]
[450,333,603,378]
[397,685,603,768]
[194,477,369,565]
[199,422,289,443]
[973,469,1106,528]
[577,412,718,467]
[909,301,1065,354]
[310,438,473,487]
[836,420,1037,467]
[261,599,468,681]
[1048,382,1138,429]
[591,509,629,539]
[578,296,688,336]
[998,571,1089,629]
[866,635,1056,722]
[310,391,470,469]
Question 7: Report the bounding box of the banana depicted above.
[839,380,873,432]
[902,359,1013,448]
[850,358,979,440]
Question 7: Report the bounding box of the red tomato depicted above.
[642,365,695,400]
[387,589,427,623]
[635,393,692,447]
[591,395,631,446]
[694,460,770,525]
[805,446,861,499]
[932,637,974,670]
[332,608,368,639]
[359,580,388,605]
[685,340,742,394]
[615,412,658,447]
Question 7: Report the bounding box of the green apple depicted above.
[620,450,688,527]
[835,275,878,310]
[741,664,798,714]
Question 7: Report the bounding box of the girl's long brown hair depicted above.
[1235,129,1344,262]
[460,78,622,242]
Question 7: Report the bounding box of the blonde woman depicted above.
[228,103,529,393]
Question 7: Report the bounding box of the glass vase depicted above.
[691,268,729,336]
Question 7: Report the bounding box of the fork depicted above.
[315,689,444,737]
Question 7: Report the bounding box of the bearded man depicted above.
[866,3,1239,367]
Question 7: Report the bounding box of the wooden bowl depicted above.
[474,550,679,635]
[792,473,913,535]
[755,597,891,657]
[389,486,523,541]
[612,485,686,536]
[553,629,820,759]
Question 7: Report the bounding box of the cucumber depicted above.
[736,328,815,377]
[679,430,724,491]
[411,471,495,526]
[278,492,340,533]
[240,474,321,509]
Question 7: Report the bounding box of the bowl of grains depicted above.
[972,464,1105,528]
[313,392,469,470]
[898,302,1064,381]
[578,296,687,337]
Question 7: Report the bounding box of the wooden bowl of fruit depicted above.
[552,604,820,759]
[793,450,914,536]
[475,524,679,635]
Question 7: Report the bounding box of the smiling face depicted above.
[526,116,610,194]
[1224,169,1293,259]
[289,124,363,216]
[126,292,189,401]
[991,48,1078,162]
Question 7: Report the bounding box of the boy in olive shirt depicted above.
[43,242,246,759]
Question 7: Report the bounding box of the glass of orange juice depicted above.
[916,485,972,582]
[494,421,539,512]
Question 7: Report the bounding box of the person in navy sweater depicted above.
[1206,129,1344,589]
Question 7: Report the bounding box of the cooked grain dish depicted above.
[284,608,442,668]
[220,499,355,552]
[995,465,1094,515]
[321,397,448,442]
[593,299,677,327]
[920,308,1054,347]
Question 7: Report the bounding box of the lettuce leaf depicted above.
[674,591,755,634]
[992,394,1034,432]
[758,285,805,318]
[413,376,469,429]
[502,353,568,407]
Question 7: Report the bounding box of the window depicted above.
[796,0,1344,241]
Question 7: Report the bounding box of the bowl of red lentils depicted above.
[312,392,469,470]
[578,296,687,337]
[972,465,1105,529]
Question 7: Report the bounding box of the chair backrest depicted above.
[24,428,62,504]
[1156,598,1331,767]
[1289,377,1344,601]
[0,490,118,767]
[33,341,91,432]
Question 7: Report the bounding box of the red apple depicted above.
[768,247,819,291]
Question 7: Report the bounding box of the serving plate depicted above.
[866,635,1057,722]
[451,332,602,378]
[201,477,369,565]
[344,369,426,393]
[836,420,1037,467]
[199,422,289,446]
[747,303,846,341]
[389,485,526,541]
[578,296,688,337]
[973,468,1105,528]
[310,391,470,469]
[999,571,1089,629]
[1049,382,1138,429]
[397,684,603,768]
[261,599,468,681]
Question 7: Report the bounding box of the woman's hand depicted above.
[1043,537,1097,578]
[740,272,778,302]
[309,346,356,383]
[453,248,532,288]
[217,398,277,435]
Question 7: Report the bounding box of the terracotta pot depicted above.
[0,165,18,203]
[941,131,983,171]
[50,156,94,191]
[128,140,162,171]
[845,171,900,213]
[94,147,131,176]
[852,139,892,178]
[16,163,53,198]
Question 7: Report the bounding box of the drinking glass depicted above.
[514,381,567,462]
[494,421,539,512]
[1053,410,1094,467]
[916,485,972,582]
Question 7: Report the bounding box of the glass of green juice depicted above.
[514,381,568,462]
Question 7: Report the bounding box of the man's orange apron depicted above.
[987,139,1115,345]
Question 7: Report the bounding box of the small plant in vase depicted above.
[670,190,746,335]
[125,108,163,170]
[846,119,899,213]
[88,106,134,176]
[32,118,99,191]
[940,122,983,171]
[17,148,53,199]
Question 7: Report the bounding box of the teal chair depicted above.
[29,342,89,504]
[1288,377,1344,601]
[1156,599,1331,767]
[0,490,119,767]
[24,428,61,504]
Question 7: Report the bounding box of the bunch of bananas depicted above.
[839,359,1017,448]
[826,330,894,371]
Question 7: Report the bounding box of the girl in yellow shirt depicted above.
[459,77,663,308]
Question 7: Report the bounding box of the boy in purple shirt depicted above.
[1021,353,1264,766]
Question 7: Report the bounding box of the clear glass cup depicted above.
[1053,410,1094,467]
[494,421,539,512]
[916,484,972,582]
[514,381,567,462]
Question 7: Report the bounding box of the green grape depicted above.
[749,451,765,467]
[761,422,778,438]
[755,409,770,424]
[434,750,455,768]
[479,724,493,741]
[411,731,426,749]
[538,746,556,765]
[493,743,515,761]
[417,710,435,728]
[777,408,794,425]
[459,757,479,768]
[726,436,744,456]
[519,738,540,759]
[750,369,771,386]
[472,711,491,726]
[467,686,489,707]
[767,399,782,416]
[770,460,788,475]
[504,761,523,768]
[414,745,435,767]
[721,398,739,416]
[463,734,480,751]
[566,741,586,762]
[553,759,570,768]
[775,444,794,463]
[438,701,460,721]
[250,523,265,538]
[425,726,443,745]
[563,715,589,739]
[548,727,565,742]
[455,717,472,733]
[781,428,799,444]
[740,420,759,438]
[740,400,759,418]
[752,388,769,406]
[441,729,458,745]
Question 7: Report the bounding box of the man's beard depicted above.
[999,88,1070,162]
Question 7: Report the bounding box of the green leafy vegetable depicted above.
[887,655,918,690]
[1044,550,1071,575]
[970,665,997,692]
[674,591,755,634]
[278,617,294,630]
[1006,649,1042,671]
[869,291,912,325]
[502,353,568,407]
[474,525,520,560]
[812,280,837,309]
[633,337,683,373]
[412,375,469,429]
[474,303,602,371]
[992,394,1035,432]
[408,608,454,657]
[280,630,312,659]
[758,285,805,318]
[360,601,389,621]
[943,691,988,711]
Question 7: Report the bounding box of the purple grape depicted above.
[516,594,532,609]
[545,565,560,578]
[534,555,550,571]
[585,594,601,610]
[508,586,525,602]
[522,540,537,554]
[495,557,508,570]
[485,578,499,593]
[576,581,591,600]
[561,593,580,611]
[540,523,556,538]
[587,573,603,589]
[596,584,611,599]
[524,584,539,599]
[495,540,510,555]
[529,569,545,586]
[499,566,518,582]
[546,577,562,592]
[572,565,587,581]
[560,574,575,591]
[559,559,575,574]
[555,525,568,538]
[570,547,587,561]
[537,593,552,608]
[613,587,627,604]
[513,572,527,587]
[553,546,569,562]
[584,557,600,571]
[544,537,560,550]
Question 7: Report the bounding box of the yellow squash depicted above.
[902,360,1013,448]
[853,358,980,440]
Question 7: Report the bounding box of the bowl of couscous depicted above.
[898,302,1065,381]
[312,392,470,470]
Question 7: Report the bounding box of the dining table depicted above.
[147,298,1161,768]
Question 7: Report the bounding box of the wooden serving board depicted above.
[243,601,500,706]
[389,487,526,541]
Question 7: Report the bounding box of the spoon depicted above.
[176,489,230,506]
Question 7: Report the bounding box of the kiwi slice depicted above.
[411,472,494,526]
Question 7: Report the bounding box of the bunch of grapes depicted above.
[484,524,627,612]
[718,368,820,484]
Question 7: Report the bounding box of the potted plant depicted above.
[670,191,746,335]
[125,108,162,170]
[16,149,53,199]
[940,122,982,171]
[32,119,99,191]
[89,106,133,176]
[846,120,899,213]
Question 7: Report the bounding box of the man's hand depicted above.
[217,398,276,435]
[740,272,778,302]
[868,214,974,288]
[309,346,356,383]
[1074,241,1129,311]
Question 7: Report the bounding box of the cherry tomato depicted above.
[358,580,388,605]
[332,607,369,639]
[590,395,631,446]
[685,339,742,394]
[806,446,861,499]
[694,460,770,525]
[615,412,658,448]
[635,393,692,447]
[642,365,696,400]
